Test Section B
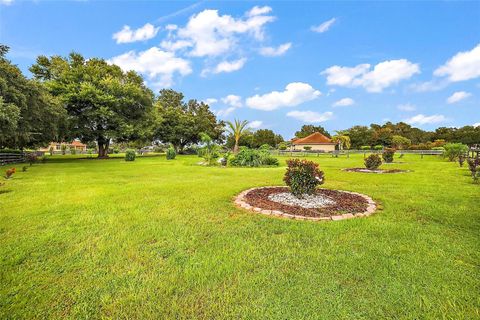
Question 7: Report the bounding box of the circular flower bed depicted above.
[343,168,410,174]
[234,186,376,221]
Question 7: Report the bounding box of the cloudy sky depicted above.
[1,1,479,137]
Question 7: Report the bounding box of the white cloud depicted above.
[203,98,218,105]
[286,111,333,123]
[322,59,420,92]
[248,120,263,129]
[221,94,242,108]
[311,18,336,33]
[246,82,321,111]
[474,122,480,127]
[166,7,275,58]
[409,80,448,92]
[0,0,14,5]
[202,58,247,76]
[397,103,416,112]
[113,23,160,44]
[404,114,447,125]
[259,43,292,57]
[216,107,236,117]
[333,97,355,107]
[447,91,472,104]
[434,44,480,82]
[108,47,192,87]
[247,6,272,17]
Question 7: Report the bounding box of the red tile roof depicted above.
[292,132,335,144]
[70,140,86,147]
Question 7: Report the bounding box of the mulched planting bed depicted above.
[343,168,410,174]
[237,186,375,220]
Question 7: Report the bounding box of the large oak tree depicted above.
[30,52,154,157]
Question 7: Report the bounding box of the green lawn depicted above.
[0,154,478,319]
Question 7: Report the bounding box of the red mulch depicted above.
[343,168,409,174]
[243,187,368,218]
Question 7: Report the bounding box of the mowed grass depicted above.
[0,154,478,319]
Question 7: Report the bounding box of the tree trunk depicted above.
[97,138,110,158]
[233,139,239,154]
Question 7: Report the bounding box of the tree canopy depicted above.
[295,125,331,139]
[30,52,155,157]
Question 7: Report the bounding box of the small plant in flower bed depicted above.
[374,145,383,150]
[382,148,396,163]
[229,147,278,167]
[166,146,176,160]
[283,159,324,198]
[467,158,480,183]
[125,149,136,161]
[22,166,28,172]
[4,167,16,179]
[364,154,382,170]
[26,153,37,166]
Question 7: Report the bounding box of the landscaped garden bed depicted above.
[343,168,410,174]
[235,186,376,221]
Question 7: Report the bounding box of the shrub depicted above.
[360,146,371,150]
[125,149,136,161]
[113,147,120,154]
[373,145,383,150]
[278,142,287,150]
[467,158,479,183]
[166,146,176,160]
[303,146,312,151]
[198,133,220,166]
[382,148,396,163]
[432,147,445,151]
[229,147,279,167]
[364,154,382,170]
[61,144,67,155]
[4,167,16,179]
[458,155,465,167]
[219,151,231,166]
[22,166,28,172]
[444,143,468,162]
[284,159,324,198]
[70,147,76,155]
[25,153,38,166]
[49,146,54,156]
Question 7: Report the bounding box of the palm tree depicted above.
[226,119,249,153]
[332,131,351,150]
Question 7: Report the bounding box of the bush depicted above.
[70,147,76,155]
[303,146,312,151]
[125,149,136,161]
[373,145,383,150]
[198,133,220,166]
[284,159,324,198]
[61,144,67,155]
[22,166,28,172]
[0,149,23,154]
[113,147,120,154]
[458,155,465,167]
[382,148,396,163]
[25,153,38,166]
[444,143,468,162]
[49,146,54,156]
[278,142,287,151]
[364,154,382,170]
[432,147,445,151]
[360,146,371,150]
[229,147,279,167]
[4,167,16,179]
[166,146,176,160]
[467,158,479,183]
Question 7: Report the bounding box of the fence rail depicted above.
[0,153,26,165]
[275,149,444,158]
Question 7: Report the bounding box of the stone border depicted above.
[234,186,377,221]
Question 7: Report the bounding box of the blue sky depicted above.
[1,0,479,138]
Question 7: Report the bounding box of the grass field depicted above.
[0,154,478,319]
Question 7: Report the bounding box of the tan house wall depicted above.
[292,144,336,152]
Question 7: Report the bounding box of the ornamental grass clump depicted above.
[166,146,176,160]
[125,149,136,161]
[382,148,396,163]
[284,159,324,198]
[364,154,382,170]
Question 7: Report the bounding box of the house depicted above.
[39,140,87,153]
[291,132,337,152]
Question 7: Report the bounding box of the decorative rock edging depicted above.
[234,186,377,221]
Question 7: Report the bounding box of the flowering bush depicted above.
[467,158,479,183]
[284,159,324,198]
[125,149,136,161]
[382,148,396,163]
[4,167,16,179]
[364,154,382,170]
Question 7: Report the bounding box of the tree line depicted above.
[1,46,478,157]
